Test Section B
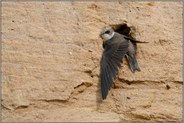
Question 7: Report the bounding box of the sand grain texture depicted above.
[1,1,183,122]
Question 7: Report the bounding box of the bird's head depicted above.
[100,27,115,41]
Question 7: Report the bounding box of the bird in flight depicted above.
[99,26,144,99]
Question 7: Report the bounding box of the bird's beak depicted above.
[99,34,102,38]
[99,33,103,39]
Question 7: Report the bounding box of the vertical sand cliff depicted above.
[2,1,183,122]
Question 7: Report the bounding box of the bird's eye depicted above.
[105,30,110,34]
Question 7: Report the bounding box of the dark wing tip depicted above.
[100,71,110,100]
[124,36,149,43]
[102,92,107,100]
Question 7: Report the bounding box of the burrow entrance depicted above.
[110,23,136,40]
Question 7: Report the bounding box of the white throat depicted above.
[102,32,115,41]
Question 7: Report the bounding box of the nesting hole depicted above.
[110,23,136,39]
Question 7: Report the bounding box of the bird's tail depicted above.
[126,54,140,73]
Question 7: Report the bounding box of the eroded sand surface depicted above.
[2,1,182,122]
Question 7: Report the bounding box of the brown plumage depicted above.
[100,27,142,99]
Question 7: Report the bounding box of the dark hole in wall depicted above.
[110,23,136,40]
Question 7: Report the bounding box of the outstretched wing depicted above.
[100,38,128,99]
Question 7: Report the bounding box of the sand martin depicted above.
[100,27,142,99]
